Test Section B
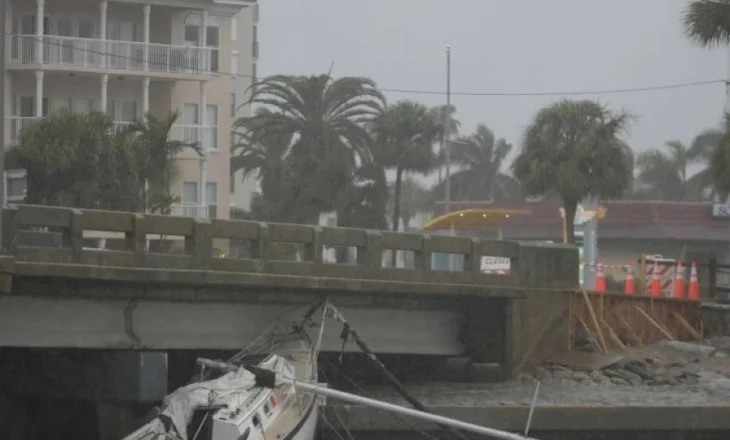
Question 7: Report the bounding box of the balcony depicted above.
[8,117,215,151]
[170,124,217,151]
[10,35,216,77]
[169,203,217,219]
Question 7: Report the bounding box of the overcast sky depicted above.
[258,0,727,162]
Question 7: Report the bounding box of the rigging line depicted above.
[319,367,358,440]
[325,302,469,440]
[321,357,443,440]
[228,300,319,364]
[12,34,727,97]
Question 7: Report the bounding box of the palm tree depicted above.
[428,104,460,185]
[683,1,730,46]
[9,110,143,210]
[431,124,522,202]
[337,163,389,230]
[237,74,385,219]
[635,136,717,201]
[371,100,438,233]
[512,100,634,243]
[710,114,730,200]
[128,110,202,212]
[388,177,430,231]
[232,108,294,203]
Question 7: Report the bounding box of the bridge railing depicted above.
[2,205,577,288]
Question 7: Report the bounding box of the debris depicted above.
[659,340,716,357]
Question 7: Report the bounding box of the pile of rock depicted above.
[528,357,701,387]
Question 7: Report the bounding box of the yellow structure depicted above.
[421,208,531,239]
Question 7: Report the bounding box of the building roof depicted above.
[432,201,730,241]
[421,208,531,230]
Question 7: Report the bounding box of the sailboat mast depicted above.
[279,376,538,440]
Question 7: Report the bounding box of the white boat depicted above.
[122,324,321,440]
[122,301,539,440]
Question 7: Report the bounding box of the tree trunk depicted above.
[390,167,404,267]
[562,199,578,244]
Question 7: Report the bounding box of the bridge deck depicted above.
[0,204,578,295]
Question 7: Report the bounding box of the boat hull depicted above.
[285,397,320,440]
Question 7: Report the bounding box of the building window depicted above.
[183,103,199,124]
[231,51,238,75]
[5,169,27,202]
[184,25,199,45]
[206,182,218,219]
[231,15,238,41]
[207,26,219,72]
[206,105,218,150]
[231,93,236,117]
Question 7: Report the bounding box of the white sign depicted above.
[712,204,730,218]
[481,256,510,272]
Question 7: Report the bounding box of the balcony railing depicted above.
[169,203,217,219]
[8,117,214,149]
[169,124,217,151]
[10,35,215,76]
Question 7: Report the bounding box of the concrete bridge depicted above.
[0,204,577,375]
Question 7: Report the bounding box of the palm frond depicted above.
[683,0,730,47]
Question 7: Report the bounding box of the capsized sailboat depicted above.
[122,303,324,440]
[121,300,539,440]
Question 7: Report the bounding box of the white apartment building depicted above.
[3,0,259,220]
[228,4,257,214]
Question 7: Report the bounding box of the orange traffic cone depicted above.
[674,261,685,299]
[650,260,662,297]
[595,260,606,293]
[688,262,700,301]
[624,263,635,295]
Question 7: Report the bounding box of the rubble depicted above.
[524,337,730,390]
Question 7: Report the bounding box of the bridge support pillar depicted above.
[97,402,138,440]
[458,297,514,382]
[0,389,28,440]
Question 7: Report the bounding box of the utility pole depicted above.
[444,45,451,216]
[444,45,453,271]
[0,0,7,253]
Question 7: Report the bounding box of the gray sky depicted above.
[259,0,727,161]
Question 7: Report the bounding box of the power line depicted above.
[10,34,727,97]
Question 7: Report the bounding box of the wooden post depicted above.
[709,257,717,301]
[638,253,647,295]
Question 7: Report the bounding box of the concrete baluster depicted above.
[303,226,323,264]
[357,229,382,271]
[2,206,19,254]
[251,222,270,270]
[190,218,213,269]
[414,234,432,271]
[125,214,147,266]
[464,238,481,275]
[67,209,84,263]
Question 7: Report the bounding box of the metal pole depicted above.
[282,377,539,440]
[444,45,453,271]
[0,0,6,253]
[444,45,451,214]
[584,198,598,291]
